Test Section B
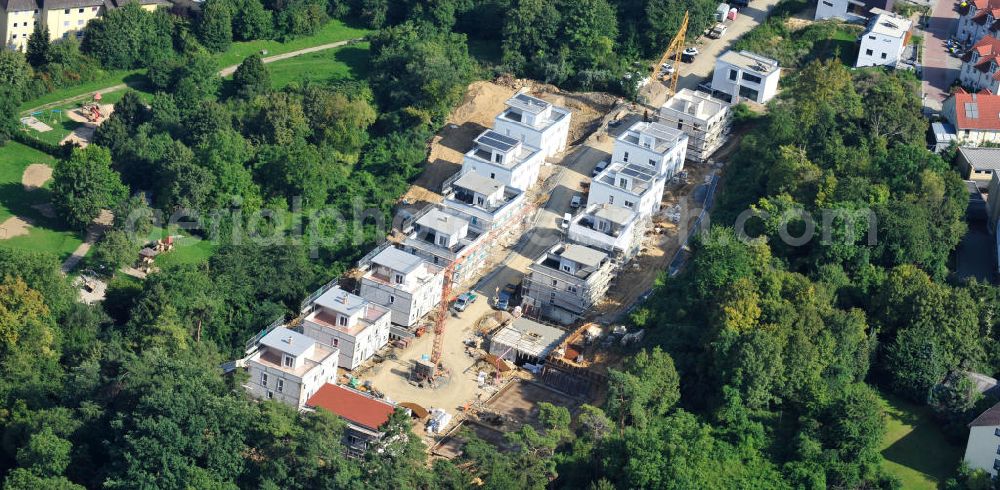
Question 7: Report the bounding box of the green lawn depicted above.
[19,19,369,114]
[0,142,84,260]
[19,89,150,146]
[137,226,217,270]
[265,43,370,88]
[214,20,370,68]
[880,391,962,489]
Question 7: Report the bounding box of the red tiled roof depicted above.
[306,383,395,431]
[948,89,1000,130]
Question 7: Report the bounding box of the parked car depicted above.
[708,23,728,39]
[570,195,582,208]
[561,213,571,229]
[660,62,675,76]
[453,292,477,312]
[682,47,699,63]
[592,160,609,176]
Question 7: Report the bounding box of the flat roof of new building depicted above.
[593,204,636,225]
[416,208,469,236]
[371,246,424,275]
[558,243,607,268]
[454,172,504,196]
[491,318,568,359]
[476,130,520,153]
[866,9,912,38]
[595,162,658,195]
[508,93,552,115]
[662,88,729,121]
[315,287,367,317]
[959,147,1000,172]
[718,50,780,75]
[307,383,396,431]
[259,327,315,357]
[618,121,686,153]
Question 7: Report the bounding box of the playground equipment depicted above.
[81,103,103,123]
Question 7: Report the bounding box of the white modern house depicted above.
[958,0,1000,45]
[612,121,688,179]
[461,129,545,192]
[711,50,781,104]
[588,162,666,217]
[493,91,572,158]
[814,0,892,21]
[522,243,617,324]
[302,287,391,370]
[568,204,648,261]
[960,35,1000,93]
[856,9,912,68]
[442,172,526,235]
[245,326,339,408]
[659,89,731,163]
[402,207,489,286]
[964,401,1000,476]
[942,89,1000,146]
[359,246,444,330]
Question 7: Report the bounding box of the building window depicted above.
[78,8,84,12]
[728,69,738,81]
[388,295,395,304]
[490,172,496,179]
[741,73,762,84]
[494,153,502,163]
[11,35,16,39]
[266,391,273,399]
[995,427,1000,436]
[608,195,614,204]
[551,279,557,286]
[276,379,284,393]
[625,201,635,209]
[437,235,447,246]
[865,49,873,56]
[332,338,339,348]
[881,52,887,59]
[283,355,293,367]
[648,158,656,167]
[64,9,70,13]
[677,121,683,129]
[995,459,1000,471]
[63,21,69,26]
[338,315,348,327]
[12,23,17,27]
[567,286,577,293]
[394,273,404,284]
[77,19,84,25]
[623,151,629,162]
[822,1,833,5]
[476,196,485,206]
[618,178,628,189]
[868,35,875,40]
[562,264,572,273]
[261,373,268,387]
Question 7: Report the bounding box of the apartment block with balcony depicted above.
[567,203,647,261]
[402,207,489,286]
[442,171,526,234]
[461,129,545,191]
[659,89,731,163]
[302,287,391,370]
[493,91,572,158]
[359,246,444,330]
[711,50,781,104]
[588,162,665,217]
[522,243,616,324]
[245,326,339,409]
[612,121,688,179]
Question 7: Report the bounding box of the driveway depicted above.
[922,0,962,111]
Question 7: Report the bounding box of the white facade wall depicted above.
[711,55,781,104]
[612,136,687,180]
[360,272,443,327]
[461,151,544,192]
[958,8,997,44]
[2,8,39,51]
[302,314,391,370]
[856,29,908,67]
[960,59,1000,93]
[965,425,1000,476]
[45,3,102,41]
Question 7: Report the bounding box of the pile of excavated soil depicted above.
[22,163,53,191]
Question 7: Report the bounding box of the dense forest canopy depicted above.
[0,0,996,488]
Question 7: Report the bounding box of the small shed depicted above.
[715,3,730,21]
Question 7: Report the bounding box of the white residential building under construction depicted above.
[659,88,731,163]
[567,203,647,261]
[402,207,488,286]
[359,245,444,331]
[245,326,339,408]
[522,243,617,324]
[589,161,666,217]
[301,287,391,370]
[612,121,688,180]
[461,129,545,192]
[493,91,572,158]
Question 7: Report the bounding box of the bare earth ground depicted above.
[0,216,32,239]
[60,104,115,147]
[22,163,53,191]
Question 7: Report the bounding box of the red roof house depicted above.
[306,383,396,431]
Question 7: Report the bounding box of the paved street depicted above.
[922,0,962,111]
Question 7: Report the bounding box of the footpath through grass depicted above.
[879,391,962,489]
[19,19,370,113]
